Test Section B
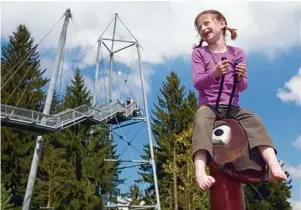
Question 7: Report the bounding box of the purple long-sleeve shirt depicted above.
[192,45,248,107]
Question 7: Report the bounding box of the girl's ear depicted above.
[220,19,227,29]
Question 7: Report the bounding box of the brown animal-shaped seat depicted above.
[208,119,268,184]
[207,57,268,184]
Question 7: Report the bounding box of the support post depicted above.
[210,168,245,210]
[107,125,113,206]
[107,17,115,206]
[136,41,161,210]
[94,38,102,106]
[109,14,117,104]
[22,9,71,210]
[107,14,117,205]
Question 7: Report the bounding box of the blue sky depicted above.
[1,1,301,208]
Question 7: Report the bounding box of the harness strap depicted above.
[215,57,227,120]
[225,60,239,118]
[215,57,240,120]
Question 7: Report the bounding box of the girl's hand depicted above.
[213,60,228,79]
[236,63,247,81]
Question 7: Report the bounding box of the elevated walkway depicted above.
[0,101,142,133]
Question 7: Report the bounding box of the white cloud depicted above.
[288,199,301,210]
[1,1,301,66]
[283,162,301,179]
[293,136,301,149]
[277,68,301,106]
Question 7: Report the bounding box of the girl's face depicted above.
[196,14,226,44]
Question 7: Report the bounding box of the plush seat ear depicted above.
[209,119,267,184]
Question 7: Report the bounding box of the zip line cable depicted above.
[24,88,35,109]
[15,80,36,108]
[6,17,70,107]
[1,14,65,89]
[5,65,36,104]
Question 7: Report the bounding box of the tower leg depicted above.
[136,42,161,210]
[210,168,245,210]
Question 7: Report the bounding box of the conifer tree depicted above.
[59,68,120,208]
[127,184,144,205]
[1,24,48,109]
[33,143,74,209]
[62,68,92,181]
[1,183,14,210]
[63,68,92,109]
[1,24,48,207]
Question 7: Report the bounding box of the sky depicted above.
[1,0,301,209]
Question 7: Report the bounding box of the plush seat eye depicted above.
[212,125,231,144]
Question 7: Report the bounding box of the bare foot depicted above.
[196,174,216,191]
[194,150,215,191]
[268,163,287,182]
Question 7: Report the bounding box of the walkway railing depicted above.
[0,101,140,132]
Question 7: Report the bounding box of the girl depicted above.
[191,9,287,192]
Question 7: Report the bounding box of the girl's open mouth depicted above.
[204,31,212,38]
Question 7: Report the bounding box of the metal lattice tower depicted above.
[1,9,161,210]
[96,13,161,210]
